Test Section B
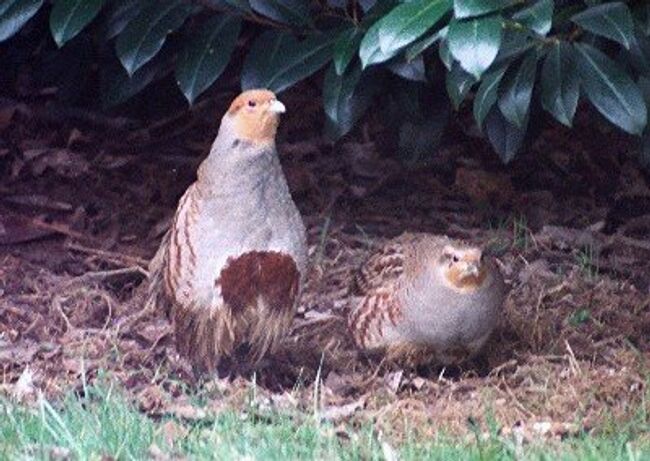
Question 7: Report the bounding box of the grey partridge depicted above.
[348,233,506,365]
[146,90,307,373]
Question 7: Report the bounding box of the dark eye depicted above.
[248,100,256,107]
[452,255,459,263]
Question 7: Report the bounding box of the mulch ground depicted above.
[1,87,649,443]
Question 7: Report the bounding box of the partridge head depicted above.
[146,89,307,374]
[349,233,506,366]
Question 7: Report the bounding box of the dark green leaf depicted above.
[453,0,519,19]
[639,75,650,106]
[0,0,44,42]
[101,52,168,108]
[334,27,362,75]
[358,0,399,67]
[50,0,104,47]
[498,50,537,128]
[448,15,502,79]
[405,25,446,61]
[242,30,337,93]
[640,76,650,170]
[438,37,452,69]
[635,4,650,36]
[103,0,142,39]
[176,15,241,104]
[323,63,378,140]
[541,41,579,127]
[116,0,192,76]
[249,0,310,27]
[376,0,451,56]
[640,129,650,171]
[206,0,252,13]
[512,0,553,36]
[571,2,634,49]
[574,42,647,135]
[446,62,475,109]
[627,27,650,77]
[388,57,426,82]
[473,64,507,129]
[492,27,535,67]
[485,106,526,163]
[359,21,398,68]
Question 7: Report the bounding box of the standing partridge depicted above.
[146,89,307,373]
[348,233,506,365]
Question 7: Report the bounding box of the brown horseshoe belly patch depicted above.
[217,251,300,313]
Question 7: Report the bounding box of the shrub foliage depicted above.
[2,0,650,162]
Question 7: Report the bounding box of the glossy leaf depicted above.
[492,27,535,67]
[640,79,650,162]
[0,0,43,42]
[242,30,337,93]
[498,51,537,128]
[453,0,519,19]
[574,42,647,135]
[485,106,526,164]
[446,62,475,109]
[249,0,310,26]
[358,0,399,67]
[405,25,446,62]
[323,63,377,140]
[448,15,502,79]
[116,0,192,76]
[334,27,362,75]
[376,0,451,56]
[512,0,553,36]
[627,27,650,77]
[176,16,241,104]
[359,21,398,68]
[388,57,426,82]
[473,64,507,130]
[571,2,634,50]
[438,37,452,70]
[103,0,141,39]
[541,41,579,127]
[101,52,168,108]
[50,0,104,47]
[204,0,252,13]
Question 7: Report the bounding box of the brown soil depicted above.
[1,88,649,441]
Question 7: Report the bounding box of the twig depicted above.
[62,266,148,289]
[65,242,149,268]
[31,218,100,244]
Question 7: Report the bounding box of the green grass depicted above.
[1,383,649,460]
[575,244,599,279]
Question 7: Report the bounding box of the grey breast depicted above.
[395,268,503,348]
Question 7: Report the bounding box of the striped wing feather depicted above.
[349,240,407,349]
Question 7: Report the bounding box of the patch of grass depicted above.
[512,215,532,251]
[575,244,599,279]
[568,308,591,327]
[1,381,650,460]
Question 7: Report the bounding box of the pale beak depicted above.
[268,99,286,114]
[466,263,480,277]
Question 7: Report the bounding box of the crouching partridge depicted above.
[348,233,506,365]
[146,90,307,373]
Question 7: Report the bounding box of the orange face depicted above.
[227,89,286,144]
[439,245,487,290]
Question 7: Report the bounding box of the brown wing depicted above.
[355,238,408,294]
[349,239,408,349]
